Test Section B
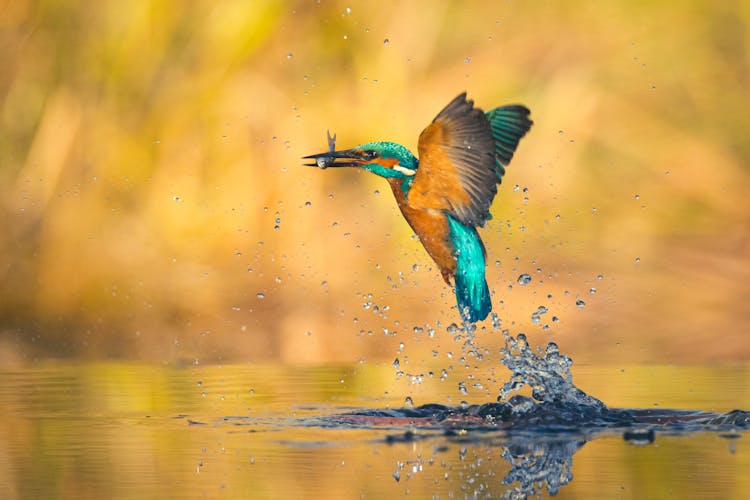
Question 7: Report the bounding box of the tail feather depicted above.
[448,216,491,322]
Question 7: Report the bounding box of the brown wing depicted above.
[409,92,498,227]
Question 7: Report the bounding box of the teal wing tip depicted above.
[487,105,533,169]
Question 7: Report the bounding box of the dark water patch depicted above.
[315,403,750,434]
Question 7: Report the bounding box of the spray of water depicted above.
[498,331,606,411]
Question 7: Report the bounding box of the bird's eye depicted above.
[362,149,378,160]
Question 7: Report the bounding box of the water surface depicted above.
[1,361,748,499]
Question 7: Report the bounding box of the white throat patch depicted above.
[392,163,416,176]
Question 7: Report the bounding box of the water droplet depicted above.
[256,293,265,299]
[458,381,468,395]
[589,287,597,294]
[576,299,585,308]
[304,201,312,207]
[517,273,532,286]
[597,274,604,280]
[392,358,400,369]
[635,257,641,263]
[404,396,414,408]
[286,53,293,59]
[383,38,390,45]
[635,194,640,200]
[465,56,471,63]
[173,196,181,202]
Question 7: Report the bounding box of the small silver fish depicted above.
[315,130,337,168]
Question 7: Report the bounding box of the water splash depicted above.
[499,333,605,410]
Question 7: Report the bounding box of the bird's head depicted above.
[304,141,418,179]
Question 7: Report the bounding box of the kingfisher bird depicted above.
[303,92,532,322]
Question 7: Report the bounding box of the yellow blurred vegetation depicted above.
[1,0,749,363]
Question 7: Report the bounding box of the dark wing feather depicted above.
[412,93,498,227]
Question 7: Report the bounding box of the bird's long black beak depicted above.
[302,149,361,169]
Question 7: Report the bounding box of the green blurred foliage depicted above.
[1,0,749,363]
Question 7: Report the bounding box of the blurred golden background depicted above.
[1,0,749,364]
